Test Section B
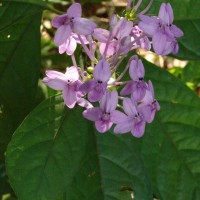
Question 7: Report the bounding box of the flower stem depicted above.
[78,35,95,61]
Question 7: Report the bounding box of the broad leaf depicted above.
[6,95,152,200]
[141,0,200,20]
[0,3,42,159]
[139,58,200,200]
[173,20,200,60]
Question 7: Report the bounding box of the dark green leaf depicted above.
[0,3,42,159]
[173,20,200,60]
[6,95,153,200]
[139,58,200,200]
[141,0,200,20]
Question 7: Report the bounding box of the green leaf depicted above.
[173,20,200,60]
[182,61,200,82]
[0,3,42,159]
[6,95,153,200]
[139,58,200,200]
[141,0,200,20]
[1,0,64,13]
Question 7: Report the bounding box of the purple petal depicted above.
[112,18,133,39]
[79,80,96,93]
[59,37,77,55]
[83,107,102,121]
[129,58,145,80]
[148,80,155,98]
[142,90,153,104]
[63,85,77,108]
[166,3,174,24]
[123,98,137,116]
[67,3,82,18]
[110,110,128,124]
[93,28,110,42]
[51,14,68,28]
[158,3,170,24]
[65,66,79,82]
[114,119,133,134]
[54,25,72,46]
[152,31,167,55]
[43,70,67,90]
[72,33,89,44]
[65,37,77,55]
[95,120,113,133]
[120,81,135,96]
[132,86,147,102]
[43,77,66,90]
[138,15,158,36]
[131,121,146,138]
[100,90,118,112]
[93,59,111,82]
[138,105,151,123]
[77,98,93,109]
[88,86,105,102]
[72,18,96,35]
[99,41,119,57]
[170,25,184,38]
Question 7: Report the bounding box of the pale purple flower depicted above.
[130,26,151,51]
[59,33,89,55]
[114,97,151,137]
[140,80,160,123]
[43,67,83,108]
[83,90,123,133]
[93,18,133,57]
[138,3,183,55]
[121,56,148,102]
[79,59,111,102]
[52,3,96,46]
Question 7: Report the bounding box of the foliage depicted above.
[0,0,199,199]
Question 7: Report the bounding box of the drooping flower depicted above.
[114,97,151,137]
[138,3,183,55]
[83,90,124,133]
[79,59,111,102]
[139,80,160,123]
[52,3,96,46]
[121,56,148,102]
[59,33,89,55]
[43,67,83,108]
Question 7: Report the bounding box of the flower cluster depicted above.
[43,1,183,137]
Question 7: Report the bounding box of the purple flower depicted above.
[93,18,133,57]
[52,3,96,46]
[79,59,111,102]
[114,97,151,137]
[43,67,83,108]
[140,80,160,123]
[83,90,122,133]
[59,33,89,55]
[121,56,148,102]
[130,26,151,51]
[138,3,183,55]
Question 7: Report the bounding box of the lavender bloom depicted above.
[59,34,89,55]
[83,90,122,133]
[79,59,111,102]
[93,18,133,57]
[52,3,96,46]
[121,56,148,102]
[138,3,183,55]
[114,97,151,137]
[43,67,83,108]
[140,80,160,123]
[131,26,151,51]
